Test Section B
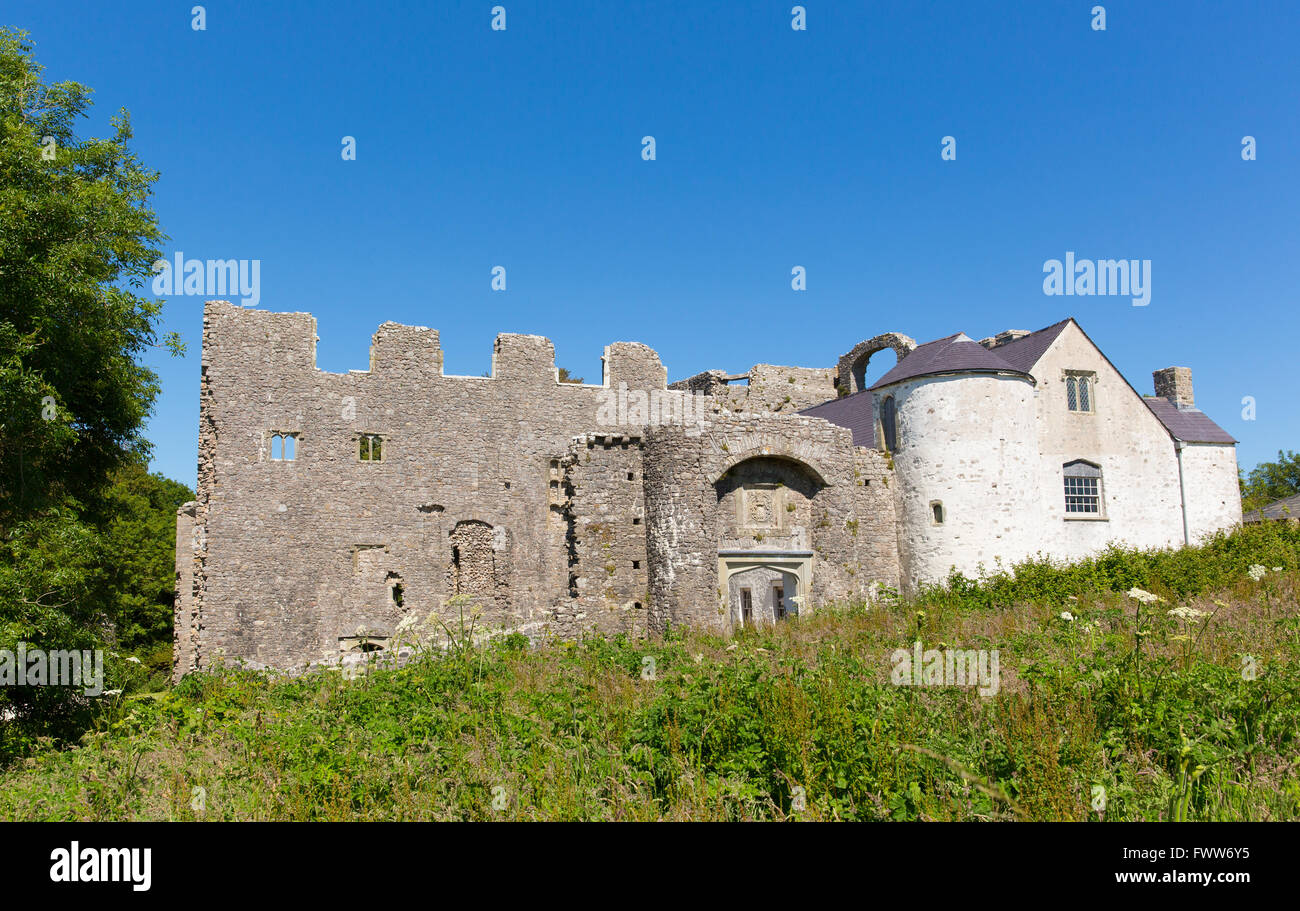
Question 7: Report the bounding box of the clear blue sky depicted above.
[10,0,1297,488]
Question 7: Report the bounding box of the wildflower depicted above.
[693,654,703,664]
[1272,566,1283,572]
[1247,564,1267,582]
[125,656,141,664]
[1168,606,1207,622]
[1060,611,1074,622]
[1126,587,1164,604]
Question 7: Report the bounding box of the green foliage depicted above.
[915,520,1300,612]
[2,524,1296,820]
[1240,449,1300,512]
[96,463,193,656]
[0,29,186,756]
[0,27,173,522]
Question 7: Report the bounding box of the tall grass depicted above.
[0,523,1296,821]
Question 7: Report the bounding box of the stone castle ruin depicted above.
[174,301,1242,677]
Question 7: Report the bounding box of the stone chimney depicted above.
[979,329,1032,350]
[1153,366,1194,408]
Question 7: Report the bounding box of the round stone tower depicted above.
[870,334,1040,593]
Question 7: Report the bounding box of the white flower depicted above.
[1126,587,1164,604]
[1272,566,1283,573]
[1060,611,1074,622]
[125,656,141,664]
[1247,564,1267,582]
[1168,606,1207,622]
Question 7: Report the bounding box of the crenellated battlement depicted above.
[202,300,670,391]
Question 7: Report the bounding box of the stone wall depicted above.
[172,501,197,679]
[1024,322,1186,561]
[185,301,682,674]
[642,413,900,634]
[546,432,650,639]
[670,364,838,415]
[1178,442,1243,543]
[885,373,1041,591]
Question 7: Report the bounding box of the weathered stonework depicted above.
[837,333,918,395]
[175,303,1241,677]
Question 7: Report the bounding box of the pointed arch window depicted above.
[1066,372,1096,413]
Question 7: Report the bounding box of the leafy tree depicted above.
[1240,450,1300,512]
[0,29,182,757]
[0,27,179,524]
[97,463,193,659]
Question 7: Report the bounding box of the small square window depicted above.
[359,434,384,461]
[270,433,297,461]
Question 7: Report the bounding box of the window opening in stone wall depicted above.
[359,433,384,461]
[1066,373,1095,413]
[740,588,753,625]
[1063,460,1103,514]
[931,501,945,525]
[774,583,786,620]
[270,433,297,461]
[447,520,500,604]
[880,395,898,452]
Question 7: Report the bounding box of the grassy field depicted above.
[1,523,1297,821]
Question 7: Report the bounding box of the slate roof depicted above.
[800,390,877,448]
[800,317,1236,450]
[1245,493,1300,523]
[1143,397,1237,444]
[867,333,1033,390]
[985,319,1072,373]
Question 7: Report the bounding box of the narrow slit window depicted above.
[879,395,898,452]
